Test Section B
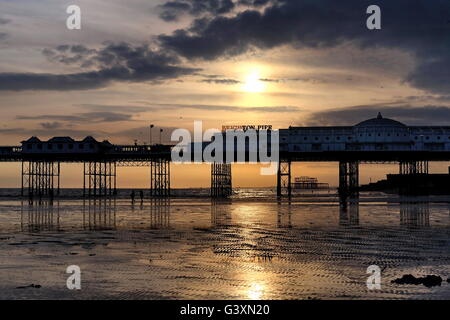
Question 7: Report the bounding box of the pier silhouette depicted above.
[1,114,450,201]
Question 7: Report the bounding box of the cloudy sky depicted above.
[1,0,450,187]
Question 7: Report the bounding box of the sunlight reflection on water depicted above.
[0,194,449,299]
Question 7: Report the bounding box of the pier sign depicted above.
[222,125,272,132]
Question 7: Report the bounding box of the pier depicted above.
[0,137,172,198]
[1,114,450,200]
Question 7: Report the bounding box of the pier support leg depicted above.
[399,160,429,175]
[338,160,359,201]
[113,162,117,195]
[22,161,60,200]
[211,162,232,198]
[57,162,60,195]
[400,201,429,227]
[398,160,429,195]
[84,161,116,198]
[150,158,170,197]
[21,161,24,197]
[277,159,291,198]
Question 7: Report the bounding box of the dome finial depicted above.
[377,112,383,119]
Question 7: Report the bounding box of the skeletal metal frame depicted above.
[21,161,60,198]
[398,160,430,195]
[83,161,117,197]
[399,160,429,175]
[338,161,359,200]
[211,162,232,197]
[150,158,171,197]
[18,157,434,201]
[277,159,292,198]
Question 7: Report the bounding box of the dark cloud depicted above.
[42,45,98,68]
[76,104,154,113]
[17,111,136,123]
[0,128,23,134]
[0,17,11,25]
[405,56,450,95]
[237,0,271,7]
[157,0,236,21]
[40,122,64,129]
[0,42,200,91]
[259,77,326,84]
[194,73,224,79]
[194,73,242,84]
[259,78,279,83]
[304,105,450,126]
[0,32,8,40]
[200,78,241,84]
[156,0,273,22]
[398,95,450,103]
[157,1,193,21]
[158,0,450,94]
[0,127,109,141]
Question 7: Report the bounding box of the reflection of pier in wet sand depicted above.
[21,200,60,232]
[400,201,430,228]
[276,202,292,228]
[149,199,170,229]
[82,198,116,230]
[211,200,232,228]
[339,202,359,226]
[16,196,440,232]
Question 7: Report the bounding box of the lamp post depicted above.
[159,128,163,144]
[149,124,154,146]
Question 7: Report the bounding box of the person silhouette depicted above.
[28,190,33,205]
[131,190,135,203]
[139,190,144,203]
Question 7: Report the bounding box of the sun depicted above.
[242,70,266,93]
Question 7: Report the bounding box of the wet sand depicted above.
[0,195,449,299]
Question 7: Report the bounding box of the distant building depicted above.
[360,172,450,195]
[21,136,113,154]
[293,176,329,190]
[280,113,450,152]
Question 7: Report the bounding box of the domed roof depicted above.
[355,112,406,128]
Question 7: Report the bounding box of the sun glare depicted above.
[242,71,266,93]
[247,283,264,299]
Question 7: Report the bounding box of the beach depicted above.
[0,189,449,299]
